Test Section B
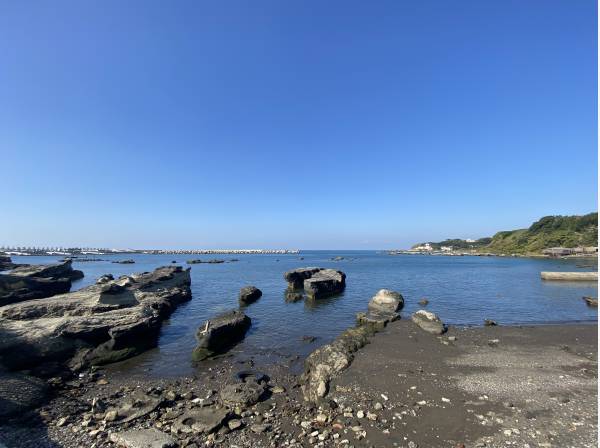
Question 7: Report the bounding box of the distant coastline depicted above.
[0,247,300,256]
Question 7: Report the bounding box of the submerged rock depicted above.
[411,310,446,335]
[238,286,262,305]
[304,269,346,299]
[192,310,251,361]
[583,296,597,307]
[0,266,191,371]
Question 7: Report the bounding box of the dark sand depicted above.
[0,322,596,448]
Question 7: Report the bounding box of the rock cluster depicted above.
[192,310,251,361]
[283,267,346,299]
[0,253,15,270]
[0,265,191,371]
[0,260,84,306]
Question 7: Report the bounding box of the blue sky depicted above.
[1,1,597,249]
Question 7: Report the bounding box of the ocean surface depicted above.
[11,251,598,377]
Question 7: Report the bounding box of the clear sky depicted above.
[1,1,597,249]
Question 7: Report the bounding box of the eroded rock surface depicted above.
[356,289,404,329]
[0,266,191,371]
[192,310,251,361]
[283,267,346,299]
[109,428,178,448]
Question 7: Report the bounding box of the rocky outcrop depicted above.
[112,259,135,264]
[187,259,226,264]
[192,310,251,361]
[0,260,84,306]
[411,310,446,334]
[8,259,84,281]
[238,286,262,305]
[0,254,15,271]
[0,266,191,371]
[283,267,346,299]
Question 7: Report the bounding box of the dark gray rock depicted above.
[172,407,229,434]
[0,266,191,371]
[8,259,83,281]
[112,259,135,264]
[192,310,251,361]
[0,254,15,271]
[283,267,323,290]
[220,381,266,407]
[238,286,262,305]
[304,269,346,299]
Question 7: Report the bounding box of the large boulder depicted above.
[411,310,446,335]
[284,267,323,290]
[0,254,15,271]
[9,259,84,281]
[304,269,346,299]
[368,289,404,314]
[238,286,262,305]
[192,310,251,361]
[0,266,191,371]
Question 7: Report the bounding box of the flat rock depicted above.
[105,390,163,424]
[411,310,446,335]
[192,310,251,361]
[284,267,324,290]
[220,381,266,407]
[0,266,191,371]
[304,269,346,299]
[173,407,229,434]
[238,286,262,305]
[110,429,178,448]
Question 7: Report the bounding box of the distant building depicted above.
[466,239,476,243]
[440,246,453,252]
[411,243,433,252]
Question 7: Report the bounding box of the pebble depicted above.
[356,410,365,419]
[374,402,383,410]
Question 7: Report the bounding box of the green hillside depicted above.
[413,213,598,255]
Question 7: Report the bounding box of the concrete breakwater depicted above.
[540,271,598,281]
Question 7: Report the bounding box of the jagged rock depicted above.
[284,267,323,290]
[304,269,346,299]
[0,266,191,371]
[301,325,374,402]
[172,407,229,434]
[192,310,251,361]
[0,368,50,418]
[238,286,262,305]
[368,289,404,314]
[109,429,178,448]
[411,310,446,335]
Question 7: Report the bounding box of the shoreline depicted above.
[0,321,596,447]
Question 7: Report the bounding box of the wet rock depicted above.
[484,319,498,326]
[238,286,262,305]
[172,407,229,434]
[186,259,225,264]
[109,429,178,448]
[0,266,191,371]
[411,310,446,335]
[192,310,251,361]
[419,298,429,306]
[304,269,346,299]
[112,259,135,264]
[285,292,304,302]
